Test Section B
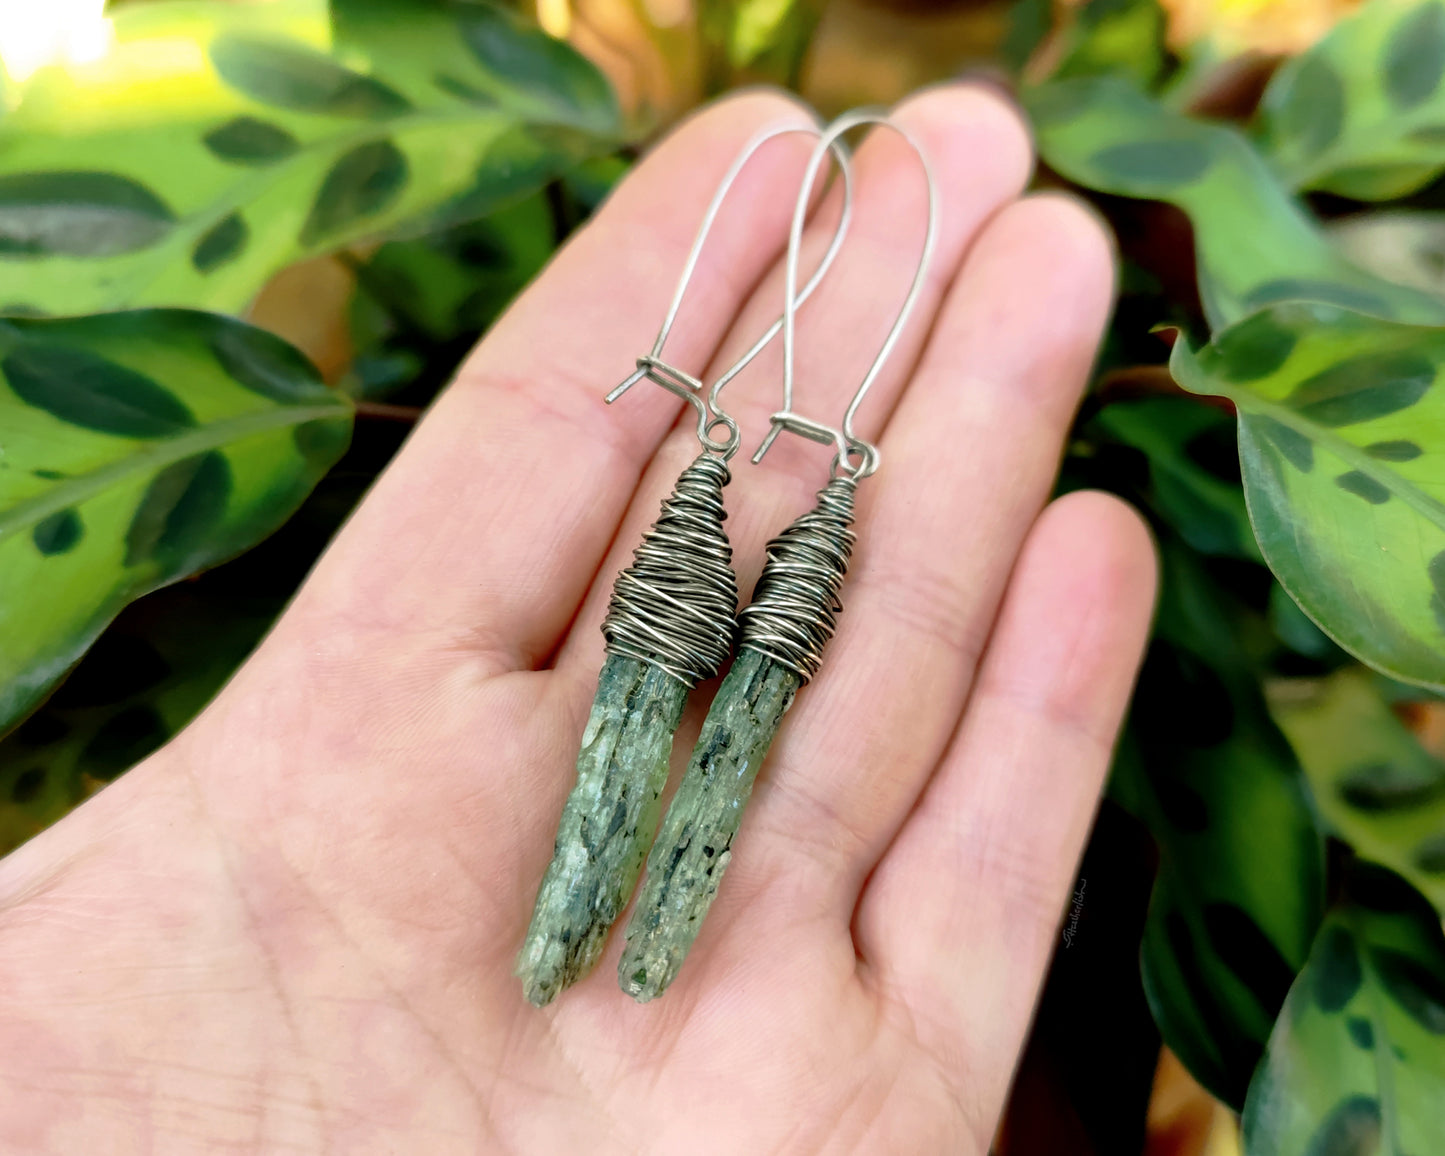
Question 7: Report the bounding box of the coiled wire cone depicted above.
[603,453,739,686]
[738,476,857,684]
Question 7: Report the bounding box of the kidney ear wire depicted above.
[753,108,938,480]
[605,120,857,459]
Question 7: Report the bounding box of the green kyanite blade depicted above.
[618,648,800,1002]
[516,654,687,1007]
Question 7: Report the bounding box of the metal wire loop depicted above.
[608,355,739,455]
[737,475,857,683]
[752,108,939,481]
[602,453,740,686]
[607,120,856,454]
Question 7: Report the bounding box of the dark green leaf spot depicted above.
[300,140,408,246]
[124,452,232,569]
[1372,947,1445,1033]
[1275,56,1346,157]
[293,415,352,464]
[1415,833,1445,875]
[457,6,615,123]
[1365,439,1422,461]
[433,73,497,106]
[1338,760,1445,812]
[1304,1095,1380,1156]
[1334,471,1391,505]
[10,768,43,804]
[1255,416,1315,473]
[1346,1016,1374,1050]
[4,343,194,437]
[1408,123,1445,143]
[1313,925,1363,1012]
[31,508,82,555]
[1287,352,1435,427]
[1212,311,1297,382]
[1385,3,1445,110]
[0,171,175,258]
[31,468,65,480]
[430,129,564,228]
[1163,910,1258,1106]
[203,116,301,165]
[210,35,410,118]
[1089,139,1214,185]
[209,321,326,402]
[191,212,248,273]
[79,704,168,779]
[1203,904,1296,1015]
[1430,550,1445,639]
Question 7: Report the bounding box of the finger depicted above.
[551,84,1035,688]
[282,92,825,671]
[857,491,1156,1129]
[736,194,1117,907]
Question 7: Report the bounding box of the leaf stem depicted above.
[353,400,422,423]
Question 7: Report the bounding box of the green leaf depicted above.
[0,309,351,736]
[344,168,602,400]
[695,0,825,92]
[1088,397,1259,560]
[0,584,272,851]
[0,456,375,851]
[1260,0,1445,199]
[0,0,621,316]
[1110,539,1326,1108]
[1171,302,1445,691]
[1242,864,1445,1155]
[1027,76,1445,330]
[1269,668,1445,917]
[209,33,412,118]
[1050,0,1166,89]
[454,3,615,118]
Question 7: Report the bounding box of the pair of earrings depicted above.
[517,110,937,1008]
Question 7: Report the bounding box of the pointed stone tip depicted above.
[521,972,559,1008]
[515,948,560,1008]
[619,959,665,1003]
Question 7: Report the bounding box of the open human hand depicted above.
[0,85,1156,1153]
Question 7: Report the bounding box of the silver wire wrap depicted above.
[737,476,857,683]
[602,453,739,686]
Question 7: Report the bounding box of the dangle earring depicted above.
[516,123,855,1007]
[619,110,938,1002]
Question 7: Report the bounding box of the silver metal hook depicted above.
[752,107,938,480]
[606,119,856,459]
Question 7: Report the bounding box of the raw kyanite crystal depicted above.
[618,648,800,1002]
[516,654,687,1007]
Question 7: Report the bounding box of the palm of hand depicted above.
[0,87,1154,1154]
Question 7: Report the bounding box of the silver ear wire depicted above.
[753,108,938,479]
[606,120,856,459]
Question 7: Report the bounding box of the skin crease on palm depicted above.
[0,85,1158,1154]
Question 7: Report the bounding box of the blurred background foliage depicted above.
[4,0,1445,1152]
